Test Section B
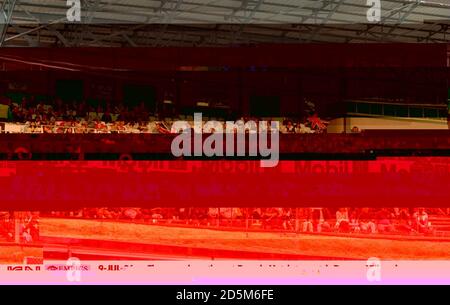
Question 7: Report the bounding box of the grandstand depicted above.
[0,1,449,262]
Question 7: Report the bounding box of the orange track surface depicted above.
[40,218,450,260]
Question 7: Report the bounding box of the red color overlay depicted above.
[0,158,449,210]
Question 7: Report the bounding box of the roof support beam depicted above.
[86,24,148,46]
[13,2,71,46]
[418,23,449,42]
[227,0,264,23]
[121,33,137,47]
[10,24,38,46]
[160,0,183,22]
[378,1,421,41]
[354,1,417,39]
[0,0,17,46]
[308,0,346,42]
[86,0,101,23]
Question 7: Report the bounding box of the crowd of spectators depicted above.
[42,207,450,237]
[300,207,437,235]
[0,95,328,134]
[0,211,39,243]
[2,208,445,244]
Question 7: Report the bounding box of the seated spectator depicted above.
[283,120,295,133]
[123,208,140,220]
[20,212,39,243]
[251,208,261,220]
[96,207,114,219]
[262,208,280,228]
[281,208,293,230]
[207,208,219,226]
[413,208,434,234]
[296,123,314,134]
[335,208,350,233]
[192,208,208,225]
[233,208,244,220]
[357,208,377,233]
[220,208,233,219]
[251,208,262,226]
[150,208,164,224]
[302,213,313,233]
[301,208,330,233]
[349,210,360,233]
[0,212,14,241]
[312,208,331,233]
[375,208,395,233]
[394,208,414,234]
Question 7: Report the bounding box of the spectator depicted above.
[281,208,293,230]
[349,210,360,233]
[413,208,433,234]
[335,208,350,233]
[394,208,414,234]
[302,209,313,233]
[357,208,377,233]
[375,208,395,233]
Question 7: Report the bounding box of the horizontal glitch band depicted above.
[0,159,449,210]
[1,132,450,157]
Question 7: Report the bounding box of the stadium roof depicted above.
[0,0,449,46]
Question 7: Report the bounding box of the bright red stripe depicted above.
[0,159,449,210]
